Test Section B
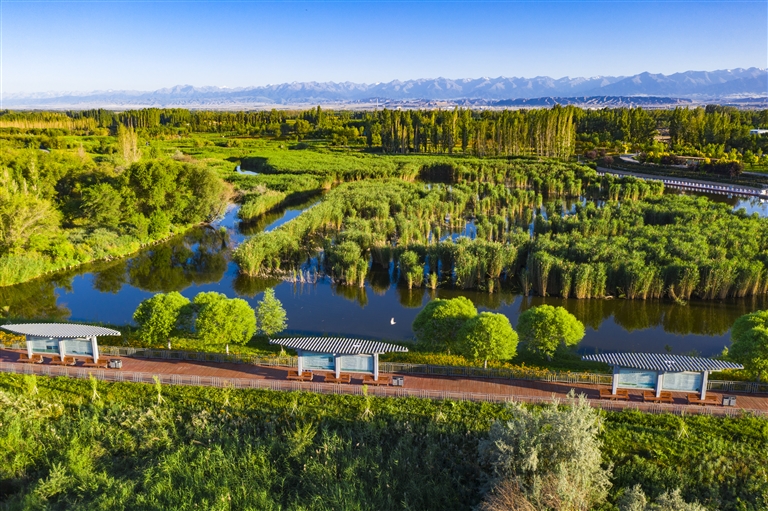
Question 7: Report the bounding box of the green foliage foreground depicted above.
[0,374,766,510]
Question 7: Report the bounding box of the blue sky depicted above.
[2,0,766,92]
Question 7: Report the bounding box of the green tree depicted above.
[256,288,287,338]
[0,193,60,254]
[194,292,256,345]
[133,292,190,344]
[517,305,585,359]
[412,297,477,352]
[458,312,517,368]
[730,310,768,381]
[82,183,123,228]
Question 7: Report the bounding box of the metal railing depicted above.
[98,346,298,368]
[0,361,762,418]
[5,343,767,395]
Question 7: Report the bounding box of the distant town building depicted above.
[749,129,768,135]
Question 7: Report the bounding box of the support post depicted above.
[26,336,33,359]
[611,365,620,394]
[58,339,66,360]
[656,372,664,398]
[335,355,341,379]
[373,354,379,381]
[91,336,99,363]
[297,350,303,375]
[700,371,708,400]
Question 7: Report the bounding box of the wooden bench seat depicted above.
[50,355,76,366]
[362,374,391,386]
[286,370,314,382]
[687,393,719,406]
[83,358,108,369]
[18,353,43,364]
[643,390,674,404]
[599,388,629,401]
[324,373,352,384]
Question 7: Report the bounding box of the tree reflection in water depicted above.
[1,277,71,320]
[232,274,282,298]
[332,283,368,307]
[127,228,229,292]
[519,294,768,337]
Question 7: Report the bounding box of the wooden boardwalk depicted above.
[3,349,767,415]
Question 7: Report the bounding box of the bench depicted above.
[362,374,392,386]
[324,373,352,384]
[18,353,43,364]
[687,393,719,406]
[50,355,76,366]
[83,358,108,369]
[643,391,674,404]
[286,370,313,382]
[599,388,629,401]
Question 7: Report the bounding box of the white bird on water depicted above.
[390,318,396,325]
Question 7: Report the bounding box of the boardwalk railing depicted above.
[4,343,767,394]
[0,361,761,418]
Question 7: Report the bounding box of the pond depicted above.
[2,191,766,356]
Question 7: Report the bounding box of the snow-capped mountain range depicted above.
[5,68,766,109]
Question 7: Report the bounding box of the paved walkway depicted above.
[3,349,767,415]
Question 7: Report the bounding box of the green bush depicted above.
[194,291,256,345]
[133,291,191,344]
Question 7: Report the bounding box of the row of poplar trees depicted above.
[373,105,577,160]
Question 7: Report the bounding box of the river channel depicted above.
[2,190,767,356]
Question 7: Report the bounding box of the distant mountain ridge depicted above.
[5,68,766,109]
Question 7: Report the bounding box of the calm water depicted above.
[2,192,767,356]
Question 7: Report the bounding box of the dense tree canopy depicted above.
[412,297,478,352]
[133,291,191,344]
[517,305,586,359]
[457,312,518,368]
[194,292,257,345]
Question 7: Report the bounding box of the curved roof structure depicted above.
[582,352,742,372]
[1,323,121,338]
[271,337,408,355]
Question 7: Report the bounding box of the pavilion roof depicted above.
[1,323,121,338]
[271,337,408,355]
[582,352,743,372]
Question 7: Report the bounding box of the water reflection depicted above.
[1,189,766,356]
[127,229,229,292]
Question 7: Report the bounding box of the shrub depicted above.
[412,297,478,352]
[479,393,611,511]
[133,292,191,344]
[517,305,585,359]
[458,312,518,368]
[193,292,256,345]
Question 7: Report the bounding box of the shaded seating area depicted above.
[687,393,720,406]
[584,352,743,405]
[1,323,121,367]
[363,374,392,386]
[50,355,76,366]
[643,390,674,404]
[272,337,408,384]
[599,388,628,401]
[18,353,44,364]
[287,369,314,382]
[324,373,352,384]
